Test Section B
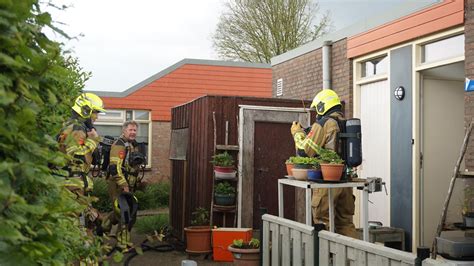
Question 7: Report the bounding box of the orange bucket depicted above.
[212,228,253,262]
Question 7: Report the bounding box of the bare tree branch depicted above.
[213,0,331,63]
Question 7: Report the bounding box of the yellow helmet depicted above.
[310,89,341,115]
[72,93,106,118]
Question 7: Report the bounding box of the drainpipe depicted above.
[322,40,333,90]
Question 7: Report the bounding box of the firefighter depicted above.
[58,92,106,229]
[290,89,357,238]
[105,120,143,248]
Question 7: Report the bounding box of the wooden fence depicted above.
[260,214,444,266]
[262,214,315,265]
[319,231,419,266]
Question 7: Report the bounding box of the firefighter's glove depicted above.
[291,121,303,136]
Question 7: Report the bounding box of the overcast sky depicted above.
[47,0,436,92]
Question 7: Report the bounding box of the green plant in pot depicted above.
[184,207,212,254]
[317,146,345,181]
[462,185,474,227]
[214,181,236,206]
[211,152,236,177]
[289,156,319,169]
[228,238,260,266]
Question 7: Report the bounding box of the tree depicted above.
[0,1,100,264]
[212,0,331,63]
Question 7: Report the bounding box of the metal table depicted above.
[278,178,370,241]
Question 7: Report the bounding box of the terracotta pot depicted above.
[228,246,260,266]
[320,163,344,181]
[285,163,294,176]
[184,226,212,253]
[214,166,235,173]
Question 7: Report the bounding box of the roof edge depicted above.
[271,0,440,66]
[88,58,270,98]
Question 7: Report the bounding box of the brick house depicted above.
[271,0,472,251]
[89,59,271,182]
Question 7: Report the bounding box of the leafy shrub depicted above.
[91,178,113,212]
[134,214,169,235]
[286,156,320,168]
[215,181,236,195]
[211,152,235,167]
[0,1,100,265]
[190,207,209,226]
[317,147,344,164]
[231,238,260,249]
[135,181,170,210]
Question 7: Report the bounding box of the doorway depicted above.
[420,61,464,246]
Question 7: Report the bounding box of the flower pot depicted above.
[307,169,323,181]
[214,170,237,179]
[184,226,212,253]
[214,194,236,206]
[320,163,344,181]
[214,166,235,173]
[228,246,260,266]
[285,163,294,176]
[464,212,474,227]
[291,168,308,181]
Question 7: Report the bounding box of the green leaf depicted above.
[135,246,144,255]
[112,251,124,263]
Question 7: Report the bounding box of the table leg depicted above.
[362,188,369,241]
[278,181,283,218]
[306,187,312,225]
[328,188,334,232]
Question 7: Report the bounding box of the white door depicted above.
[360,80,391,226]
[421,77,464,246]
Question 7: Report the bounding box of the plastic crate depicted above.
[212,228,252,262]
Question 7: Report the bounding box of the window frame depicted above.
[95,109,152,167]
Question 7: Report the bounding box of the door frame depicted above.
[237,105,311,228]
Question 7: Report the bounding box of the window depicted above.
[421,34,464,64]
[276,78,283,96]
[95,109,152,166]
[361,56,388,78]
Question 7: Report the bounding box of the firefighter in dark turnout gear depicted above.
[291,89,357,238]
[104,120,142,247]
[57,92,106,229]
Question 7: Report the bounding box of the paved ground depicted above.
[107,229,232,266]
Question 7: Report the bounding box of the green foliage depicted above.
[211,152,235,167]
[91,178,113,212]
[190,207,209,226]
[0,1,98,265]
[286,156,320,168]
[134,214,169,235]
[317,147,344,164]
[215,181,236,195]
[231,238,260,249]
[213,0,331,63]
[134,181,170,210]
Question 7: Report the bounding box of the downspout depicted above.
[322,40,333,90]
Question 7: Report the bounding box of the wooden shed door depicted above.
[239,106,311,228]
[253,121,296,227]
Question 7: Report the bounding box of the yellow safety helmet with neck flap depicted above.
[310,89,341,116]
[72,93,106,118]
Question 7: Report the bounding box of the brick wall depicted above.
[144,121,171,182]
[272,39,353,117]
[465,0,474,168]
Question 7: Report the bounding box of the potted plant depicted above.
[307,159,323,181]
[287,156,319,181]
[462,185,474,227]
[214,181,236,206]
[317,147,345,181]
[285,157,295,176]
[227,238,260,266]
[211,152,236,178]
[184,207,212,254]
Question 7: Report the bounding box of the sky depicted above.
[47,0,436,92]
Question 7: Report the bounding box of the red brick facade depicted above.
[272,39,353,118]
[148,121,171,182]
[465,0,474,168]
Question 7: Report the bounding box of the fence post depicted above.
[415,246,430,266]
[313,223,325,266]
[260,208,267,266]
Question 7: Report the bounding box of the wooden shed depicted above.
[169,95,314,241]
